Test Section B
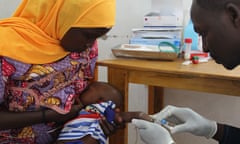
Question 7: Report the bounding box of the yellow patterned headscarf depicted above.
[0,0,115,64]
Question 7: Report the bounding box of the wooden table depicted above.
[97,58,240,144]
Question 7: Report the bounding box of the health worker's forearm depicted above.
[213,123,240,144]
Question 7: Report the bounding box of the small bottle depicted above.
[184,38,192,60]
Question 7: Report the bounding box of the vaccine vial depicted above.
[184,38,192,60]
[153,119,174,132]
[198,35,203,51]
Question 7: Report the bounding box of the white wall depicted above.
[97,0,151,82]
[0,0,20,18]
[97,1,151,143]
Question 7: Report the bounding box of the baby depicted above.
[57,81,153,144]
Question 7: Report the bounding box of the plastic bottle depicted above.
[183,20,198,51]
[184,38,192,60]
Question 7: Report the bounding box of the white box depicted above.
[132,27,183,39]
[144,12,182,27]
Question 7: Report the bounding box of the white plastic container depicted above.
[184,38,192,60]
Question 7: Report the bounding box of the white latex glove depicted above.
[132,119,175,144]
[152,105,217,139]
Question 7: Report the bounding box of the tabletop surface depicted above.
[97,58,240,80]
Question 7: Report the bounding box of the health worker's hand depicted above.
[152,105,217,138]
[132,119,175,144]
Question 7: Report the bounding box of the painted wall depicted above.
[0,0,20,18]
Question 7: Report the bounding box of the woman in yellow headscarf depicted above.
[0,0,115,64]
[0,0,116,143]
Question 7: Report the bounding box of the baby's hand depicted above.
[100,108,125,136]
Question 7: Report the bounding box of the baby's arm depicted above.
[116,111,154,124]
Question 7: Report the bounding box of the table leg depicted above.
[148,86,164,114]
[107,67,129,144]
[105,68,164,144]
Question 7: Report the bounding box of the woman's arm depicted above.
[0,104,82,130]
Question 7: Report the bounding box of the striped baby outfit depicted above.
[58,101,116,144]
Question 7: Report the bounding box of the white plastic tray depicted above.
[112,44,178,61]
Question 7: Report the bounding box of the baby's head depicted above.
[79,81,123,108]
